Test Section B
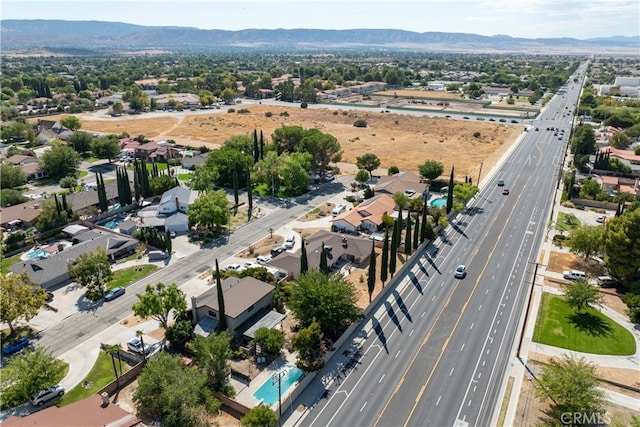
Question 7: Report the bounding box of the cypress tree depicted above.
[164,230,172,253]
[420,205,428,243]
[247,169,253,213]
[133,165,141,202]
[123,167,132,205]
[259,130,265,160]
[413,211,420,250]
[300,237,308,275]
[390,219,398,277]
[446,166,454,214]
[367,241,376,303]
[99,172,108,212]
[404,211,412,255]
[54,194,61,214]
[319,242,329,274]
[215,259,227,332]
[232,165,239,207]
[253,129,259,163]
[380,228,389,287]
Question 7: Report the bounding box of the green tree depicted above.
[453,182,479,205]
[0,272,47,335]
[289,270,362,340]
[389,217,400,277]
[150,175,178,196]
[603,208,640,286]
[0,164,26,189]
[564,279,602,314]
[193,330,232,392]
[165,319,193,350]
[214,259,227,331]
[132,282,187,331]
[133,352,213,427]
[92,137,121,162]
[356,153,381,179]
[566,225,603,260]
[67,131,93,153]
[404,212,412,255]
[112,102,124,115]
[300,237,308,275]
[241,405,278,427]
[446,166,454,214]
[380,228,389,286]
[188,190,230,232]
[67,247,113,300]
[608,132,631,149]
[535,355,606,423]
[387,165,400,175]
[0,189,28,207]
[61,115,82,131]
[579,179,604,200]
[252,327,285,355]
[355,169,370,186]
[0,347,67,409]
[272,125,305,155]
[367,241,376,302]
[300,128,342,175]
[418,160,444,181]
[35,199,71,231]
[413,211,420,250]
[291,320,324,371]
[40,143,82,179]
[319,242,329,274]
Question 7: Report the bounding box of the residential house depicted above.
[374,171,429,199]
[119,139,181,161]
[191,276,281,341]
[152,93,200,110]
[182,152,209,170]
[0,199,43,229]
[135,186,197,233]
[4,154,46,180]
[66,181,119,214]
[158,186,198,215]
[9,229,138,289]
[2,394,141,427]
[331,194,396,233]
[269,230,373,280]
[596,175,640,197]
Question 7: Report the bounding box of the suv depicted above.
[284,235,295,249]
[454,265,467,279]
[127,338,151,354]
[563,270,586,281]
[596,276,618,288]
[256,255,272,265]
[31,385,64,406]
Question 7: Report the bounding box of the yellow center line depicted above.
[373,174,532,427]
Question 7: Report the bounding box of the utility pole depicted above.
[273,368,287,426]
[477,162,483,187]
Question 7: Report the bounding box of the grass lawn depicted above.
[556,211,581,232]
[77,170,89,179]
[533,292,636,355]
[106,264,158,290]
[58,350,128,406]
[177,173,192,181]
[1,254,22,274]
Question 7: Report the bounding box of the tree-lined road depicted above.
[287,64,587,427]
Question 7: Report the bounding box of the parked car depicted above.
[256,255,272,265]
[332,204,347,216]
[596,276,618,288]
[127,338,151,354]
[563,270,586,280]
[595,215,605,223]
[270,246,286,257]
[224,263,242,272]
[284,235,295,249]
[31,385,65,406]
[454,265,467,279]
[2,337,30,356]
[104,287,125,301]
[323,173,335,182]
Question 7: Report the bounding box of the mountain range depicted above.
[1,19,638,54]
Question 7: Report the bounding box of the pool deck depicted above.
[233,349,300,410]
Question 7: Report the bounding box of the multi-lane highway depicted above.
[287,63,587,427]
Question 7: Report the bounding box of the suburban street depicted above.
[33,179,351,357]
[285,64,587,427]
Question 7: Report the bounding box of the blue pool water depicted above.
[253,366,304,406]
[430,196,447,208]
[27,249,47,259]
[108,203,121,211]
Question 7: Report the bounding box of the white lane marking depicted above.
[379,374,385,383]
[470,322,474,330]
[436,395,442,406]
[409,329,414,337]
[360,402,367,412]
[395,350,401,359]
[449,368,455,376]
[461,344,465,352]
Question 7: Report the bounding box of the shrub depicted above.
[388,166,400,175]
[353,119,368,128]
[264,111,273,117]
[59,176,77,188]
[227,108,236,113]
[237,108,250,114]
[332,111,339,115]
[473,131,481,138]
[300,102,308,109]
[279,111,289,117]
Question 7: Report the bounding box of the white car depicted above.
[332,204,347,216]
[223,263,242,272]
[595,215,605,223]
[256,255,272,265]
[454,265,467,279]
[31,385,65,406]
[284,235,295,249]
[127,338,151,354]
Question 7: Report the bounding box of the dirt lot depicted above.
[53,104,521,182]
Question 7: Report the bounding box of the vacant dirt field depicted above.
[53,105,522,181]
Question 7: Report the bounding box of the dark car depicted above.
[104,287,125,301]
[2,337,30,356]
[271,246,286,257]
[502,189,510,195]
[499,118,507,123]
[497,179,505,187]
[511,120,518,123]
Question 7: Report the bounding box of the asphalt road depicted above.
[34,179,351,356]
[287,64,587,427]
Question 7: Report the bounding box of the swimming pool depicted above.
[430,196,447,208]
[27,249,48,259]
[253,365,304,406]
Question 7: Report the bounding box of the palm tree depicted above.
[105,344,121,388]
[136,330,147,363]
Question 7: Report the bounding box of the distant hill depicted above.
[1,19,638,54]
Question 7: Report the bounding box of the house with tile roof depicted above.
[331,194,396,233]
[374,170,429,200]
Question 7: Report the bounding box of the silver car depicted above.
[31,385,65,406]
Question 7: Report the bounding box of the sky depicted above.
[2,0,639,39]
